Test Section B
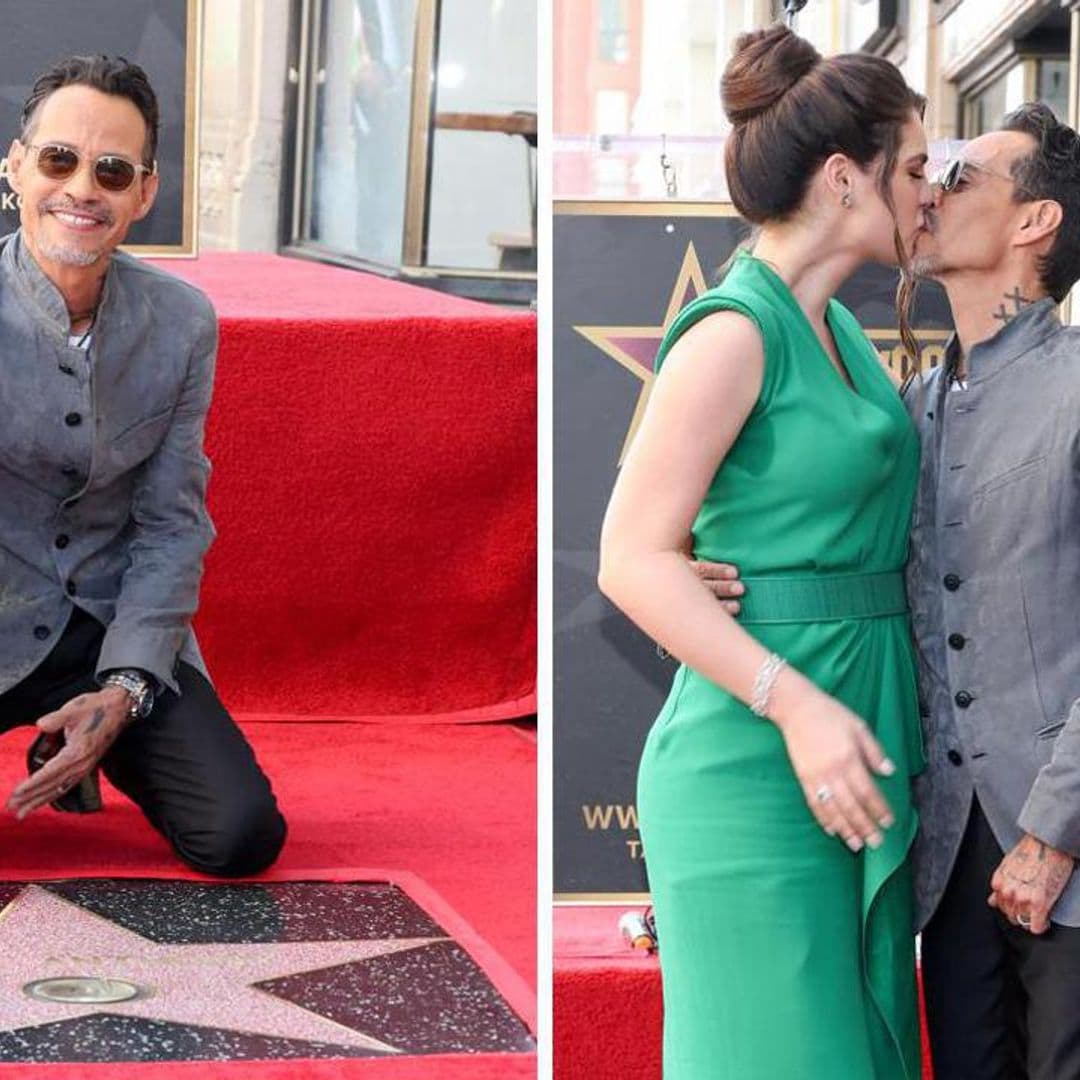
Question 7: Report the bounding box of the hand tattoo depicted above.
[992,287,1036,325]
[1006,842,1043,885]
[86,707,106,733]
[1049,861,1072,895]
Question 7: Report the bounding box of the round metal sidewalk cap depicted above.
[23,977,143,1004]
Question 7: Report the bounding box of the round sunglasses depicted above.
[26,143,156,193]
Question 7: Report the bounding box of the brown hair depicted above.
[722,24,926,373]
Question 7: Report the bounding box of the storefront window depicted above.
[964,56,1069,137]
[426,0,538,272]
[1037,58,1070,121]
[598,0,631,62]
[301,0,418,267]
[289,0,536,295]
[968,67,1017,136]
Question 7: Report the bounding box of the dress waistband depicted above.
[736,570,908,624]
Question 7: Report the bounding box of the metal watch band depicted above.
[102,669,154,720]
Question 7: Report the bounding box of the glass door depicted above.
[287,0,536,301]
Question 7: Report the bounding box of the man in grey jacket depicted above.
[902,102,1080,1079]
[0,56,285,876]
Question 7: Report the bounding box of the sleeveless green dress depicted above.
[637,252,925,1079]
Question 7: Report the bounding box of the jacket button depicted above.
[947,749,963,766]
[955,690,973,708]
[58,363,75,376]
[944,573,961,591]
[65,580,77,596]
[55,534,70,549]
[948,633,966,650]
[64,412,82,427]
[33,625,50,640]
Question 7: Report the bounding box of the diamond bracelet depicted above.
[749,652,787,718]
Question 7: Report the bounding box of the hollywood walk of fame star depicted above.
[0,885,446,1054]
[573,241,709,464]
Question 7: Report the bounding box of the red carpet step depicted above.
[554,906,932,1079]
[148,255,537,722]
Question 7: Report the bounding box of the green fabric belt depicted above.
[737,570,908,624]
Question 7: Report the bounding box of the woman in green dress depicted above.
[598,24,934,1080]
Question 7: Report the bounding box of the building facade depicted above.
[553,0,1080,314]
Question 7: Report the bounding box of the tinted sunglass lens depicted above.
[36,146,79,180]
[94,156,137,192]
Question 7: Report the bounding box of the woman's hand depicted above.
[774,688,896,851]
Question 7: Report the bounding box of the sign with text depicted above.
[0,0,200,255]
[553,200,953,900]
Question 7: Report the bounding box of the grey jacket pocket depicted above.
[105,407,175,476]
[972,455,1046,499]
[1036,718,1067,739]
[112,406,174,446]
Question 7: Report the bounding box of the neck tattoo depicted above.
[992,287,1036,326]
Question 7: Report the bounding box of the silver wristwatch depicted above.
[102,669,155,720]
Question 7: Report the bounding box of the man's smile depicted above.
[41,200,112,233]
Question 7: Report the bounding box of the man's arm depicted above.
[988,696,1080,931]
[94,306,219,693]
[1017,697,1080,856]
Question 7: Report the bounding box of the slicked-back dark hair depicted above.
[1002,102,1080,303]
[20,55,159,168]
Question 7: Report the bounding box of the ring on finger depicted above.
[1017,913,1032,929]
[815,784,834,803]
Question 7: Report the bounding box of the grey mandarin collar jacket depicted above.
[906,297,1080,928]
[0,229,217,695]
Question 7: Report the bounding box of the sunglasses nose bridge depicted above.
[64,157,100,197]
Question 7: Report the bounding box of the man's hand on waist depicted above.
[6,687,134,820]
[684,545,744,615]
[989,833,1075,934]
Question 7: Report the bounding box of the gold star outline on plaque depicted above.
[574,241,709,464]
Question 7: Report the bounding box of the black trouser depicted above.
[0,606,287,877]
[922,794,1080,1080]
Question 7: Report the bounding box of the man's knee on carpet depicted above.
[171,793,287,877]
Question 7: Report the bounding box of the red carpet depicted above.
[0,719,536,1078]
[147,254,537,722]
[554,906,933,1079]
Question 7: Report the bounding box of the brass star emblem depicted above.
[574,241,709,464]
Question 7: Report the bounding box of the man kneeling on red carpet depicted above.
[0,56,286,875]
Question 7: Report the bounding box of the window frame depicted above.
[280,0,536,305]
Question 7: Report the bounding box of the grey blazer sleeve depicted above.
[1018,695,1080,856]
[94,308,219,693]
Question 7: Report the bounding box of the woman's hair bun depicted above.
[722,24,821,127]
